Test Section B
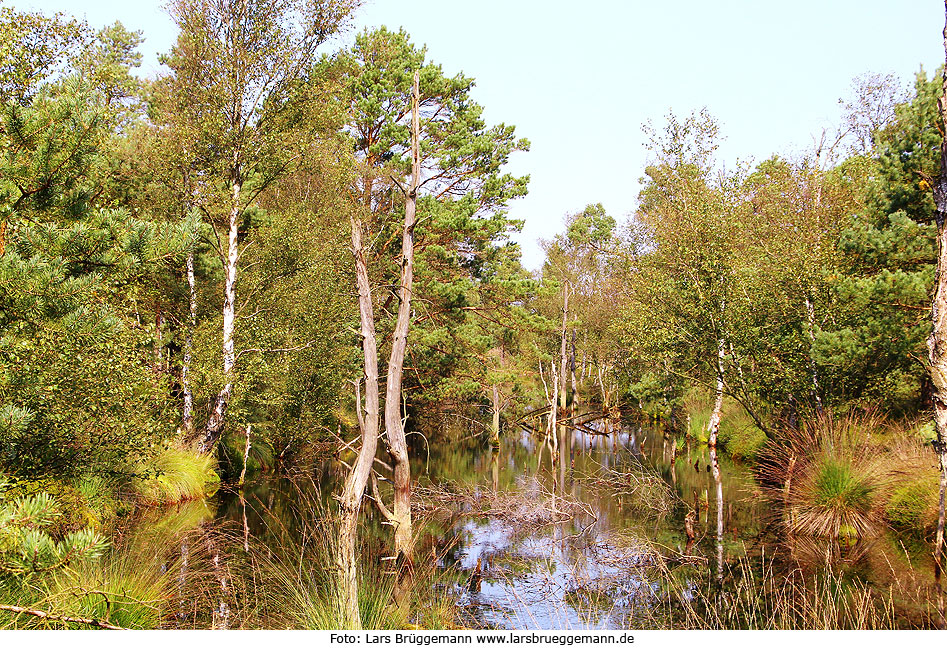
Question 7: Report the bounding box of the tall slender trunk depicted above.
[238,424,251,486]
[709,443,724,582]
[200,169,241,454]
[707,336,726,449]
[559,281,570,411]
[929,3,947,579]
[338,213,381,629]
[383,70,420,560]
[570,329,578,418]
[182,246,197,439]
[804,294,823,414]
[597,364,608,413]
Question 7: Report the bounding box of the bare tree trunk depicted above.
[182,246,197,439]
[491,384,501,448]
[238,424,251,486]
[707,337,725,449]
[200,172,241,454]
[383,70,421,561]
[559,281,570,411]
[597,364,608,413]
[929,3,947,580]
[338,213,382,629]
[551,362,560,462]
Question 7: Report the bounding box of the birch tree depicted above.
[635,110,740,448]
[927,0,947,578]
[164,0,356,453]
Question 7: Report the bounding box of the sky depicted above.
[7,0,946,269]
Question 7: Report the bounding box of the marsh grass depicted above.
[0,514,184,629]
[684,393,767,460]
[756,413,893,539]
[212,477,468,630]
[641,553,898,629]
[133,446,220,506]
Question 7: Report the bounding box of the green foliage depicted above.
[811,69,942,415]
[0,211,189,476]
[612,68,944,429]
[0,475,108,576]
[330,26,532,420]
[0,5,88,104]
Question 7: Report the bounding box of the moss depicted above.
[886,477,939,536]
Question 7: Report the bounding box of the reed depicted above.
[218,477,466,629]
[643,553,898,629]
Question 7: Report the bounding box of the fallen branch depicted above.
[0,603,127,630]
[414,477,596,530]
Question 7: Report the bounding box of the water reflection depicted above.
[202,415,943,628]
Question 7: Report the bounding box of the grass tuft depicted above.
[757,412,891,539]
[133,447,219,506]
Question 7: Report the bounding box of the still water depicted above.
[203,417,941,629]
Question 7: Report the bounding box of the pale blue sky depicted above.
[8,0,945,268]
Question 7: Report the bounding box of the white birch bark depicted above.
[928,2,947,578]
[182,246,197,439]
